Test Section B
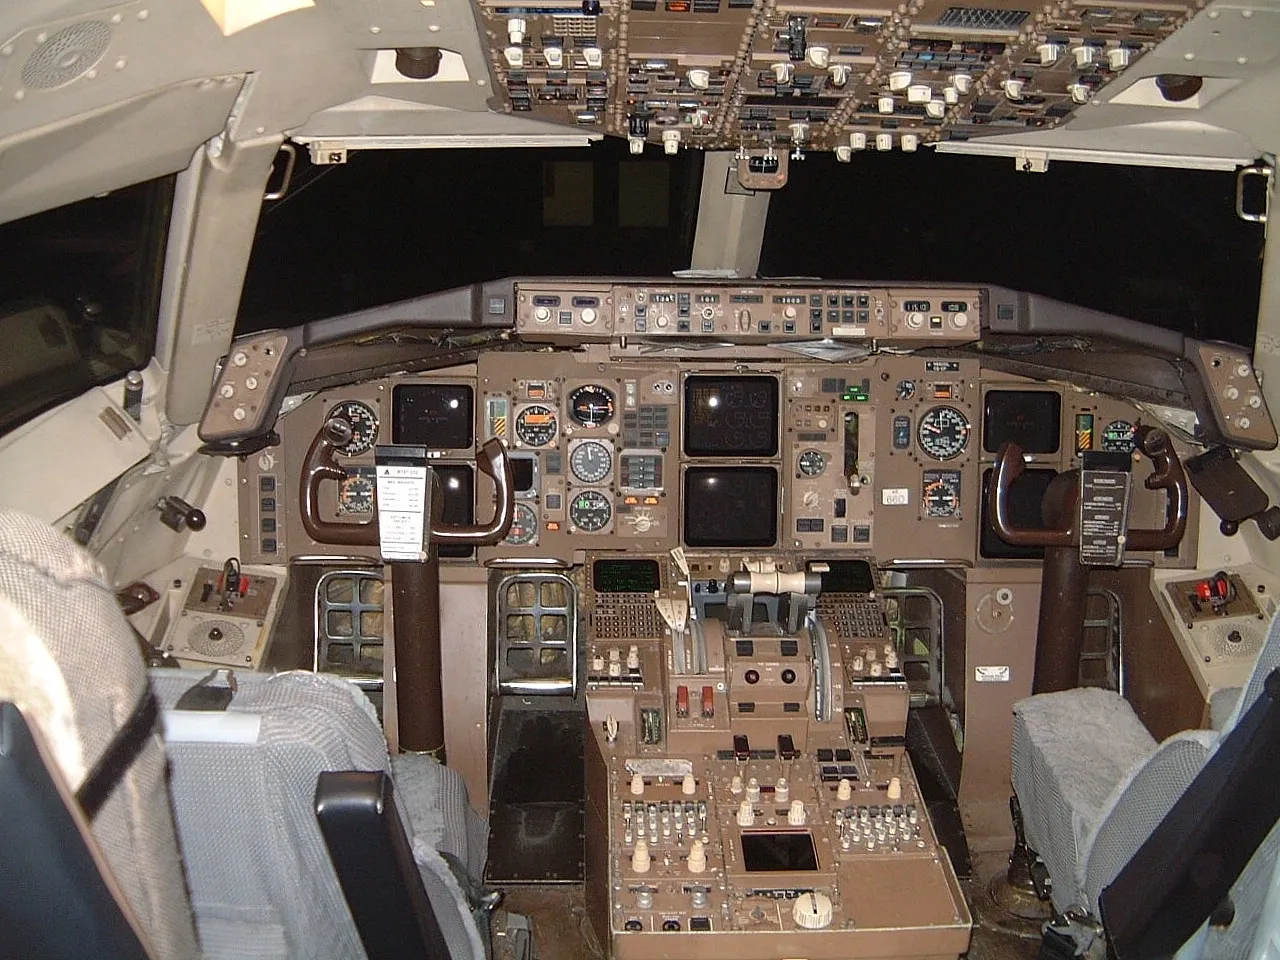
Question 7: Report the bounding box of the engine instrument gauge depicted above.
[568,385,615,427]
[569,489,612,532]
[1101,420,1137,453]
[505,502,539,544]
[515,404,558,447]
[797,450,826,477]
[918,406,971,461]
[337,467,377,515]
[570,440,613,483]
[896,379,917,401]
[922,470,962,518]
[330,400,379,456]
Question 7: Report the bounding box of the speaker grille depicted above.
[22,21,112,90]
[1201,621,1264,660]
[185,618,248,658]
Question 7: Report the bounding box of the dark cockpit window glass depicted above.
[236,139,702,334]
[0,176,173,436]
[760,153,1263,346]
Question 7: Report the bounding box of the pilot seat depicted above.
[0,508,491,960]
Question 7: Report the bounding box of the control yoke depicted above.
[987,425,1188,554]
[300,415,515,548]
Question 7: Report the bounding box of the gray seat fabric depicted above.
[152,668,489,960]
[0,509,200,960]
[1013,611,1280,955]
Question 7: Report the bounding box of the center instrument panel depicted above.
[472,0,1199,154]
[234,280,1203,570]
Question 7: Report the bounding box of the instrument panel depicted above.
[473,0,1200,155]
[233,281,1202,570]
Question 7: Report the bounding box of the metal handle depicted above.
[301,421,514,549]
[263,142,297,202]
[988,428,1189,552]
[1236,163,1272,224]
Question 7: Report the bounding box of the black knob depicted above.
[1255,506,1280,541]
[781,668,796,684]
[745,669,760,685]
[209,627,223,641]
[185,507,207,531]
[395,47,442,79]
[582,0,602,14]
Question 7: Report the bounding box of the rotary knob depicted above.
[792,891,834,929]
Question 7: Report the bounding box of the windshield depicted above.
[761,153,1263,346]
[0,176,174,435]
[237,139,703,333]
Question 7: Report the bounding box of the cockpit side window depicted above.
[235,140,703,335]
[0,176,174,435]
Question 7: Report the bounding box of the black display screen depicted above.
[980,467,1058,560]
[435,465,475,559]
[592,559,661,593]
[510,456,536,494]
[393,384,474,449]
[983,390,1061,455]
[811,559,875,594]
[740,832,819,872]
[683,467,777,548]
[683,376,779,457]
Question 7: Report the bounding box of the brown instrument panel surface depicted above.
[234,286,1196,569]
[475,0,1199,153]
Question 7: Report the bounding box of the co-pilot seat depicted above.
[0,509,489,960]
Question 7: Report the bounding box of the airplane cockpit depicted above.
[2,1,1280,959]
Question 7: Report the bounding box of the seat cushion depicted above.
[1012,688,1156,913]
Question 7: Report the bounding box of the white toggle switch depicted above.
[900,134,918,152]
[1002,77,1025,100]
[792,891,833,929]
[829,64,850,87]
[888,70,913,91]
[632,839,651,873]
[835,144,852,162]
[626,645,640,669]
[682,774,697,796]
[1073,44,1096,67]
[837,778,853,801]
[687,839,707,873]
[507,17,526,43]
[690,108,708,127]
[746,777,761,803]
[807,45,830,68]
[850,132,867,151]
[591,654,604,671]
[1107,46,1131,70]
[1037,42,1060,65]
[787,799,807,825]
[943,86,959,104]
[688,68,710,89]
[870,660,884,676]
[662,129,681,155]
[953,73,973,94]
[877,95,894,114]
[875,133,893,151]
[772,61,793,83]
[730,774,743,794]
[1068,82,1091,104]
[789,121,809,143]
[775,778,790,803]
[737,800,756,827]
[504,46,524,68]
[887,776,903,801]
[544,46,563,68]
[608,662,622,677]
[907,83,931,103]
[628,136,645,155]
[853,655,865,671]
[631,773,645,796]
[927,98,946,118]
[583,46,603,67]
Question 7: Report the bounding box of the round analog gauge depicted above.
[569,489,612,532]
[896,379,917,401]
[797,450,826,477]
[568,385,615,428]
[515,404,558,447]
[923,473,961,518]
[330,400,379,456]
[570,440,613,483]
[918,406,971,461]
[1101,419,1137,453]
[337,470,376,515]
[505,502,539,545]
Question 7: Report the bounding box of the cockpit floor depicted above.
[497,851,1042,960]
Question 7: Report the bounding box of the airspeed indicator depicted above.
[918,406,970,461]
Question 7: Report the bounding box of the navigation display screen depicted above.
[683,376,779,457]
[741,832,819,872]
[683,467,777,547]
[811,559,875,594]
[980,466,1057,560]
[983,390,1061,455]
[592,559,661,593]
[393,384,474,449]
[435,465,475,559]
